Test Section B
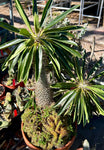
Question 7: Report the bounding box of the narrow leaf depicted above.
[2,46,18,71]
[35,46,43,81]
[40,0,53,27]
[55,91,74,108]
[32,0,37,14]
[45,5,79,29]
[49,38,78,46]
[53,40,81,58]
[59,91,77,115]
[9,40,29,61]
[0,39,25,49]
[0,21,19,33]
[88,91,104,115]
[44,25,83,33]
[34,13,40,33]
[51,82,76,89]
[19,28,32,37]
[15,0,32,33]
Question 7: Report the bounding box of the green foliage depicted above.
[22,106,75,150]
[0,0,82,83]
[52,55,104,126]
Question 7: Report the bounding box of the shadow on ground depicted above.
[70,115,104,150]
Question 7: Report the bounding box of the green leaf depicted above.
[9,54,20,72]
[86,86,104,100]
[18,47,34,82]
[34,13,40,33]
[35,45,43,81]
[0,39,25,49]
[45,5,79,29]
[23,47,34,82]
[51,82,76,89]
[15,0,33,33]
[2,46,18,71]
[48,53,60,77]
[19,28,32,37]
[59,91,77,115]
[46,45,60,72]
[17,49,26,81]
[9,39,31,61]
[73,57,81,80]
[40,0,53,27]
[49,55,60,78]
[78,94,84,124]
[88,91,104,115]
[55,48,74,77]
[54,91,74,107]
[83,95,89,123]
[49,38,78,46]
[46,32,75,38]
[0,21,20,33]
[32,0,37,15]
[41,39,55,53]
[92,85,104,89]
[44,25,83,33]
[53,40,81,58]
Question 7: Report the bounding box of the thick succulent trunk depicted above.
[34,52,53,108]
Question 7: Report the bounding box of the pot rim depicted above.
[21,122,77,150]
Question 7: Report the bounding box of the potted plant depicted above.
[1,59,24,90]
[0,0,83,149]
[51,53,104,126]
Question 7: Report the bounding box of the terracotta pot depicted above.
[3,81,24,90]
[0,84,5,98]
[21,122,76,150]
[1,74,25,90]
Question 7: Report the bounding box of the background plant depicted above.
[51,52,104,126]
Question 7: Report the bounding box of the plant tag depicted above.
[13,79,15,86]
[14,109,18,117]
[0,50,3,56]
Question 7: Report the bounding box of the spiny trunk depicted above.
[35,52,54,108]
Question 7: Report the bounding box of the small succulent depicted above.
[26,75,35,90]
[13,86,30,111]
[0,92,12,128]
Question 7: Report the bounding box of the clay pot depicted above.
[0,84,5,98]
[4,81,25,90]
[21,122,76,150]
[1,74,24,90]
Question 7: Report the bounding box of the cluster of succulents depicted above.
[22,106,75,150]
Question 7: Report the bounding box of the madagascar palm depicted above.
[51,54,104,126]
[0,0,82,107]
